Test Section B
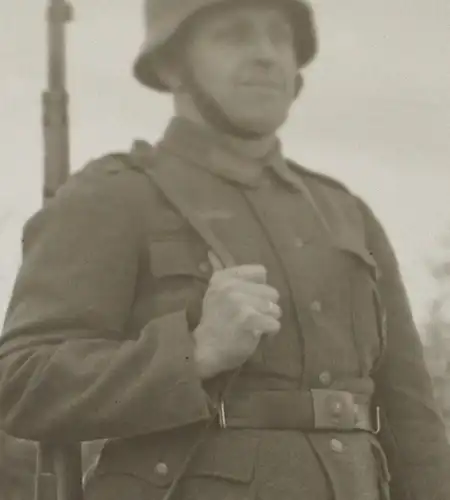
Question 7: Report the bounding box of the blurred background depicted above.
[1,0,449,498]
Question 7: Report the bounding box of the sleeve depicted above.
[359,199,450,500]
[0,158,211,443]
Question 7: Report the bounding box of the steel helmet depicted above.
[133,0,318,91]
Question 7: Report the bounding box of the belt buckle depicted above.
[218,400,227,429]
[354,400,381,434]
[312,389,356,430]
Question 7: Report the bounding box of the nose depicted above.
[250,36,278,66]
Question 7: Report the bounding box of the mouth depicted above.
[240,81,283,92]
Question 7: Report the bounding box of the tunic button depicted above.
[310,300,322,313]
[295,237,305,249]
[330,439,344,453]
[154,462,169,476]
[198,261,210,274]
[319,371,332,386]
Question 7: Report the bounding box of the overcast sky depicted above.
[0,0,449,332]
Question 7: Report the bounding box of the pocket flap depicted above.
[186,432,259,482]
[334,235,380,279]
[149,240,210,279]
[94,435,191,488]
[95,431,258,488]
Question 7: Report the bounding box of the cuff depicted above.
[138,310,212,433]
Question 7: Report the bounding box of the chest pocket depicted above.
[150,239,211,279]
[148,239,212,330]
[336,237,387,375]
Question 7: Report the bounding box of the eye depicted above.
[213,21,251,45]
[270,21,294,45]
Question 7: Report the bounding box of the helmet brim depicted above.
[133,40,170,92]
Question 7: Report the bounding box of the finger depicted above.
[214,265,267,284]
[252,329,264,339]
[253,300,282,320]
[238,304,280,333]
[229,281,280,302]
[247,313,281,336]
[236,266,267,285]
[265,301,282,320]
[234,293,282,319]
[208,251,225,272]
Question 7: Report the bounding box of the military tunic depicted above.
[0,117,449,500]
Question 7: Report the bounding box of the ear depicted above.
[294,73,304,99]
[153,55,183,91]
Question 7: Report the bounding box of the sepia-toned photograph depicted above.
[0,1,449,499]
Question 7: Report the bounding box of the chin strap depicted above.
[179,63,303,140]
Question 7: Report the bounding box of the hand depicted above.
[193,252,281,380]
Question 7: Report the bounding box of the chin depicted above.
[235,112,288,136]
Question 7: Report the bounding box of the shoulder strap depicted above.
[126,140,236,269]
[276,161,333,236]
[287,161,352,194]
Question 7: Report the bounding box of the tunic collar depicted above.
[158,117,294,188]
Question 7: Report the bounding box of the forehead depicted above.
[191,1,291,33]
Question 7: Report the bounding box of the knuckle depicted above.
[269,287,280,301]
[215,277,234,294]
[263,316,280,332]
[271,320,281,332]
[210,269,224,282]
[273,303,282,316]
[239,305,257,324]
[209,274,224,290]
[229,290,244,305]
[225,277,241,291]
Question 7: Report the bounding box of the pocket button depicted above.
[295,237,305,249]
[154,462,169,476]
[310,300,322,313]
[330,439,344,453]
[319,371,332,386]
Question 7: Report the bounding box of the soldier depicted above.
[0,0,449,499]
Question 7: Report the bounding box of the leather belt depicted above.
[214,389,379,434]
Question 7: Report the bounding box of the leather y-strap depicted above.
[127,139,236,268]
[122,140,241,500]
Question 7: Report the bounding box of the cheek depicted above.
[189,47,297,110]
[283,55,299,95]
[190,50,234,94]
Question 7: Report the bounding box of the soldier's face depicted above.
[184,3,298,135]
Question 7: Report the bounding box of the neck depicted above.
[174,95,278,161]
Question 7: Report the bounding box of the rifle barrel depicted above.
[37,4,80,499]
[42,0,73,202]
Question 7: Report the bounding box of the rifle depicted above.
[35,1,84,500]
[42,0,73,203]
